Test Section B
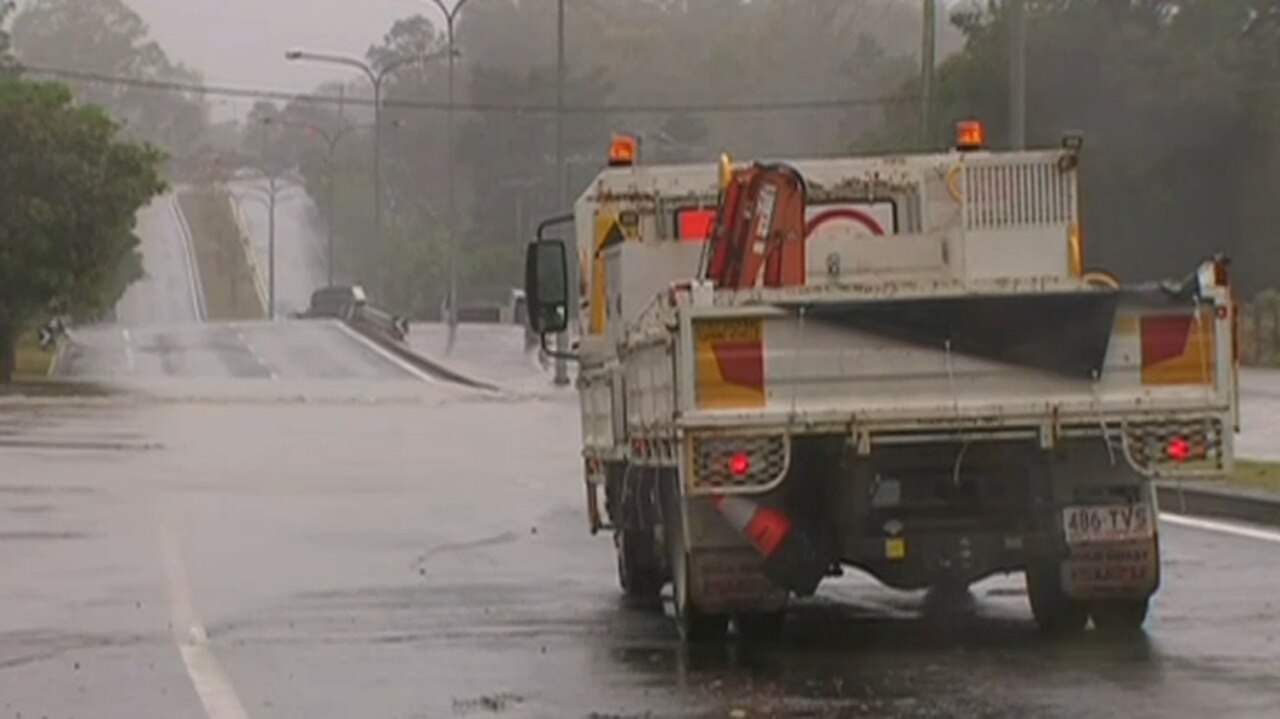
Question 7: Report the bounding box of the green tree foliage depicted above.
[0,79,165,381]
[0,2,16,76]
[10,0,206,162]
[886,0,1280,289]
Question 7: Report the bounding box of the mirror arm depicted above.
[539,332,579,362]
[537,213,576,241]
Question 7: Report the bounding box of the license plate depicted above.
[1063,505,1153,545]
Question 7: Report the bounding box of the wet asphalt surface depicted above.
[3,196,1279,718]
[4,365,1280,719]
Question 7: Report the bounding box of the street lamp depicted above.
[269,119,358,287]
[284,46,454,297]
[242,117,304,319]
[428,0,472,352]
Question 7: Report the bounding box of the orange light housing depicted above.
[608,133,637,167]
[956,120,985,151]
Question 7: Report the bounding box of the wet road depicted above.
[3,372,1280,718]
[116,196,204,326]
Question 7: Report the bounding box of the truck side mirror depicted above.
[525,239,569,334]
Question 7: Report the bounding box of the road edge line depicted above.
[333,321,440,384]
[159,519,250,719]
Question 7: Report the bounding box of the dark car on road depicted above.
[303,285,367,319]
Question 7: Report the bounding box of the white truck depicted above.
[524,127,1238,641]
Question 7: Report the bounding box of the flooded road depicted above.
[2,370,1280,719]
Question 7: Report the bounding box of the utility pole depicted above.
[921,0,937,149]
[552,0,570,387]
[430,0,471,353]
[1009,0,1027,149]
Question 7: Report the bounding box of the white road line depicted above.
[236,331,278,380]
[333,321,439,383]
[169,195,207,322]
[1160,512,1280,544]
[122,329,137,373]
[159,521,249,719]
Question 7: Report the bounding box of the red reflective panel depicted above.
[728,451,751,477]
[677,208,716,242]
[1167,437,1190,462]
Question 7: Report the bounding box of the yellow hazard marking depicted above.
[589,212,625,335]
[885,537,906,561]
[694,319,765,410]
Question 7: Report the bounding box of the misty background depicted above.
[4,0,1279,319]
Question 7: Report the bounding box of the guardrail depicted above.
[1157,481,1280,528]
[343,303,497,391]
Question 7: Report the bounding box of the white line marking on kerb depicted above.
[169,195,207,322]
[159,521,249,719]
[1160,512,1280,544]
[333,321,438,383]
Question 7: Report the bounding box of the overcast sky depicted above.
[127,0,427,91]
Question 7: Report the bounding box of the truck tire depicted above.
[1089,599,1149,635]
[1026,563,1087,635]
[735,611,786,643]
[616,528,662,603]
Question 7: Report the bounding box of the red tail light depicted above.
[727,452,751,477]
[1167,437,1190,463]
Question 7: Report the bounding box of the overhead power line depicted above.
[20,63,922,115]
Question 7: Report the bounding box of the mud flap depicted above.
[1062,535,1160,600]
[689,549,788,614]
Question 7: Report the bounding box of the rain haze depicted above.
[4,1,1280,718]
[125,0,416,91]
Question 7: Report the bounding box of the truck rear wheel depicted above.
[1089,599,1149,635]
[616,528,663,602]
[735,611,786,643]
[1026,563,1087,635]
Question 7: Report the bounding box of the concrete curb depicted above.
[343,318,498,391]
[1157,480,1280,528]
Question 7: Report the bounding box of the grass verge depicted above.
[13,331,55,378]
[177,186,265,320]
[1227,460,1280,494]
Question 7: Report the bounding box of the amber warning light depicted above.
[956,120,985,151]
[608,133,637,167]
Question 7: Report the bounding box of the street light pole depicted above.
[1009,0,1027,150]
[285,48,452,296]
[430,0,471,352]
[272,120,358,287]
[921,0,936,148]
[552,0,570,386]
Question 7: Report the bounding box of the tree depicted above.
[878,0,1280,290]
[10,0,206,160]
[0,2,16,76]
[0,79,165,381]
